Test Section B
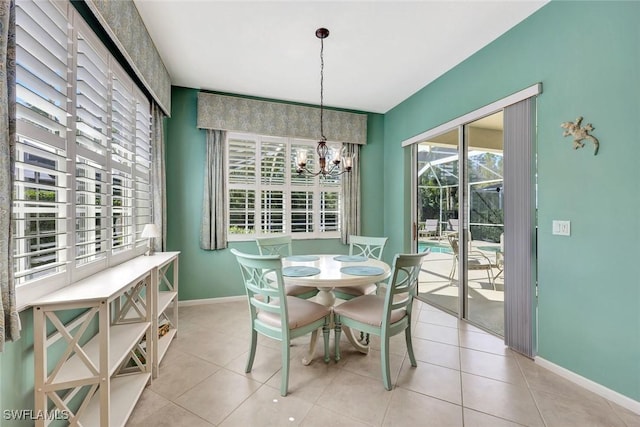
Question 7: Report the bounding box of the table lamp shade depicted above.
[141,223,160,238]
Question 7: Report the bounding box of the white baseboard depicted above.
[179,295,245,306]
[535,357,640,415]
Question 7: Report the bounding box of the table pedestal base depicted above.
[315,288,335,307]
[302,287,369,365]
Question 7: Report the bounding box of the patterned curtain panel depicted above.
[197,93,367,145]
[200,130,228,250]
[341,144,361,244]
[0,0,20,351]
[151,102,166,252]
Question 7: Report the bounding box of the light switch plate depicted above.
[552,220,571,236]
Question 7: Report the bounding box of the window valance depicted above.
[84,0,171,115]
[197,93,368,145]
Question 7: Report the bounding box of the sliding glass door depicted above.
[416,112,505,336]
[410,84,538,352]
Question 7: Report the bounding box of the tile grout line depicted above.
[513,352,549,427]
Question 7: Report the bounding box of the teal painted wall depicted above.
[383,1,640,401]
[1,311,36,426]
[166,87,386,301]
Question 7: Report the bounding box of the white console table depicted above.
[33,252,180,426]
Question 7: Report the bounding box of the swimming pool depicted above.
[418,241,453,254]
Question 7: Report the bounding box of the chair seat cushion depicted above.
[334,283,377,298]
[258,297,330,329]
[334,295,406,327]
[285,283,318,297]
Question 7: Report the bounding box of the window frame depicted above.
[226,132,342,241]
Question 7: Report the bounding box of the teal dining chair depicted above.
[332,235,388,301]
[333,235,389,344]
[231,249,331,396]
[256,235,319,299]
[334,252,429,390]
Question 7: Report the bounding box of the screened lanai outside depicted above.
[416,114,505,336]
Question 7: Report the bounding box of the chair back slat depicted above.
[384,252,429,317]
[348,235,388,260]
[256,235,293,256]
[231,249,288,319]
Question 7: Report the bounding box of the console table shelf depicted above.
[33,252,180,427]
[79,373,151,427]
[53,322,151,385]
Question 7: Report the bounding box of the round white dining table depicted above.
[281,254,392,363]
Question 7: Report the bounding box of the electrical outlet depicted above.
[552,220,571,236]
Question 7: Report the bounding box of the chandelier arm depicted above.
[297,162,348,178]
[297,166,323,177]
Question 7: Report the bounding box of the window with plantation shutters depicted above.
[134,90,152,249]
[227,132,342,240]
[110,65,136,253]
[320,190,340,232]
[14,0,155,304]
[14,0,70,286]
[75,17,108,268]
[228,137,256,234]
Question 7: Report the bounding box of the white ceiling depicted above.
[134,0,548,114]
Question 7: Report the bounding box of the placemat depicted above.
[285,255,320,262]
[340,266,385,276]
[282,266,321,277]
[333,255,368,262]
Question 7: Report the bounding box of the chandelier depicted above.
[295,28,353,177]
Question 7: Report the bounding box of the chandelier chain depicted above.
[320,36,325,141]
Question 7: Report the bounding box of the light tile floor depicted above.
[127,300,640,427]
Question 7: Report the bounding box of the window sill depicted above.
[16,248,147,312]
[228,234,341,243]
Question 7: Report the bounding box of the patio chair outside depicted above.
[419,219,439,239]
[334,252,429,390]
[231,249,331,396]
[494,233,505,285]
[447,232,495,289]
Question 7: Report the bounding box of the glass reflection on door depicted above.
[416,128,460,315]
[464,112,504,336]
